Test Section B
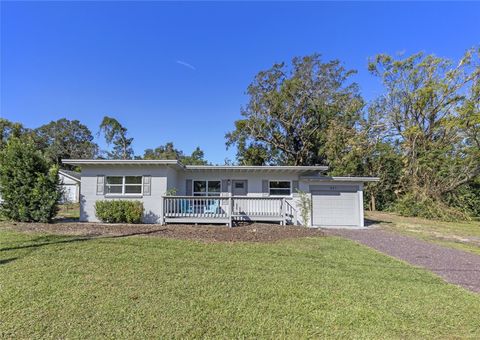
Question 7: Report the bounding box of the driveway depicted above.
[326,228,480,293]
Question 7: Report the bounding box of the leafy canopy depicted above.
[0,138,61,222]
[226,54,363,165]
[367,48,480,219]
[142,142,208,165]
[34,118,98,165]
[99,116,134,159]
[0,118,27,150]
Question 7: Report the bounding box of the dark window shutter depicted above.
[244,180,249,194]
[186,179,192,196]
[292,180,299,193]
[143,176,151,196]
[96,175,105,195]
[221,179,229,194]
[262,180,269,195]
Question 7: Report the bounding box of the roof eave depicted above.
[300,176,380,182]
[61,159,185,169]
[61,160,328,172]
[184,165,329,172]
[58,170,81,183]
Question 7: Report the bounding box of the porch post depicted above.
[293,207,298,226]
[159,196,165,225]
[228,196,233,228]
[281,197,286,226]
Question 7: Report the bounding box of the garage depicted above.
[310,184,362,227]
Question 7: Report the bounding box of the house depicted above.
[62,159,378,227]
[59,170,81,203]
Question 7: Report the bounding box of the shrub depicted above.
[391,193,470,222]
[0,138,61,222]
[297,190,311,227]
[95,200,144,223]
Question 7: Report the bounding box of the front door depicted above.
[232,180,248,196]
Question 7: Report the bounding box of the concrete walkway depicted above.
[326,228,480,293]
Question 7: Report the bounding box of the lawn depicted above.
[56,203,80,220]
[367,211,480,255]
[1,229,479,338]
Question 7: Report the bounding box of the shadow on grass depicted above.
[0,229,166,253]
[0,257,18,265]
[364,218,392,227]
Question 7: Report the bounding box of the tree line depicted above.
[225,49,480,220]
[0,116,209,165]
[1,48,479,221]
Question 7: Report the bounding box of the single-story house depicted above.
[59,170,81,203]
[62,159,378,227]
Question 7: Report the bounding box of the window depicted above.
[193,180,221,196]
[269,181,291,196]
[106,176,142,195]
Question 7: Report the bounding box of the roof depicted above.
[62,159,180,166]
[184,165,328,172]
[61,159,328,172]
[59,169,81,182]
[299,175,380,182]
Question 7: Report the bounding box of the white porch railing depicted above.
[162,196,297,226]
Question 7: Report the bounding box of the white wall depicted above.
[80,165,176,223]
[299,180,364,227]
[78,166,365,227]
[176,171,308,225]
[59,173,80,203]
[176,171,300,196]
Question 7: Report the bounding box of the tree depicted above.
[183,147,209,165]
[0,138,61,222]
[368,48,480,219]
[142,142,208,165]
[34,118,98,165]
[226,54,364,165]
[98,116,134,159]
[143,142,179,160]
[324,117,402,211]
[0,118,27,150]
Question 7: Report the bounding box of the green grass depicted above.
[56,203,80,220]
[1,230,479,339]
[367,211,480,255]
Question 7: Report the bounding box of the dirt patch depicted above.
[0,221,324,243]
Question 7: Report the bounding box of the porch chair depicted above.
[180,199,193,214]
[204,199,220,214]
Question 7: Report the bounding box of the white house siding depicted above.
[59,173,80,203]
[176,171,301,197]
[75,163,367,227]
[80,165,175,223]
[176,171,307,225]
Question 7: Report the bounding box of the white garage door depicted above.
[311,185,360,227]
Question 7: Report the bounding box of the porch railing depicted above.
[163,196,230,219]
[232,197,282,217]
[162,196,297,226]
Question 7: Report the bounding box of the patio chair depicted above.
[180,199,193,214]
[204,199,220,214]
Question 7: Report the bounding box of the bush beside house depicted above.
[0,138,61,222]
[95,200,144,223]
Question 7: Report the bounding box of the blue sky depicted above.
[1,2,479,164]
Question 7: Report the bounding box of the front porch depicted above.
[161,196,298,227]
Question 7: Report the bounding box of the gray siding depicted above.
[77,165,365,227]
[80,165,174,223]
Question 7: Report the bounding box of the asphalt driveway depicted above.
[326,228,480,293]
